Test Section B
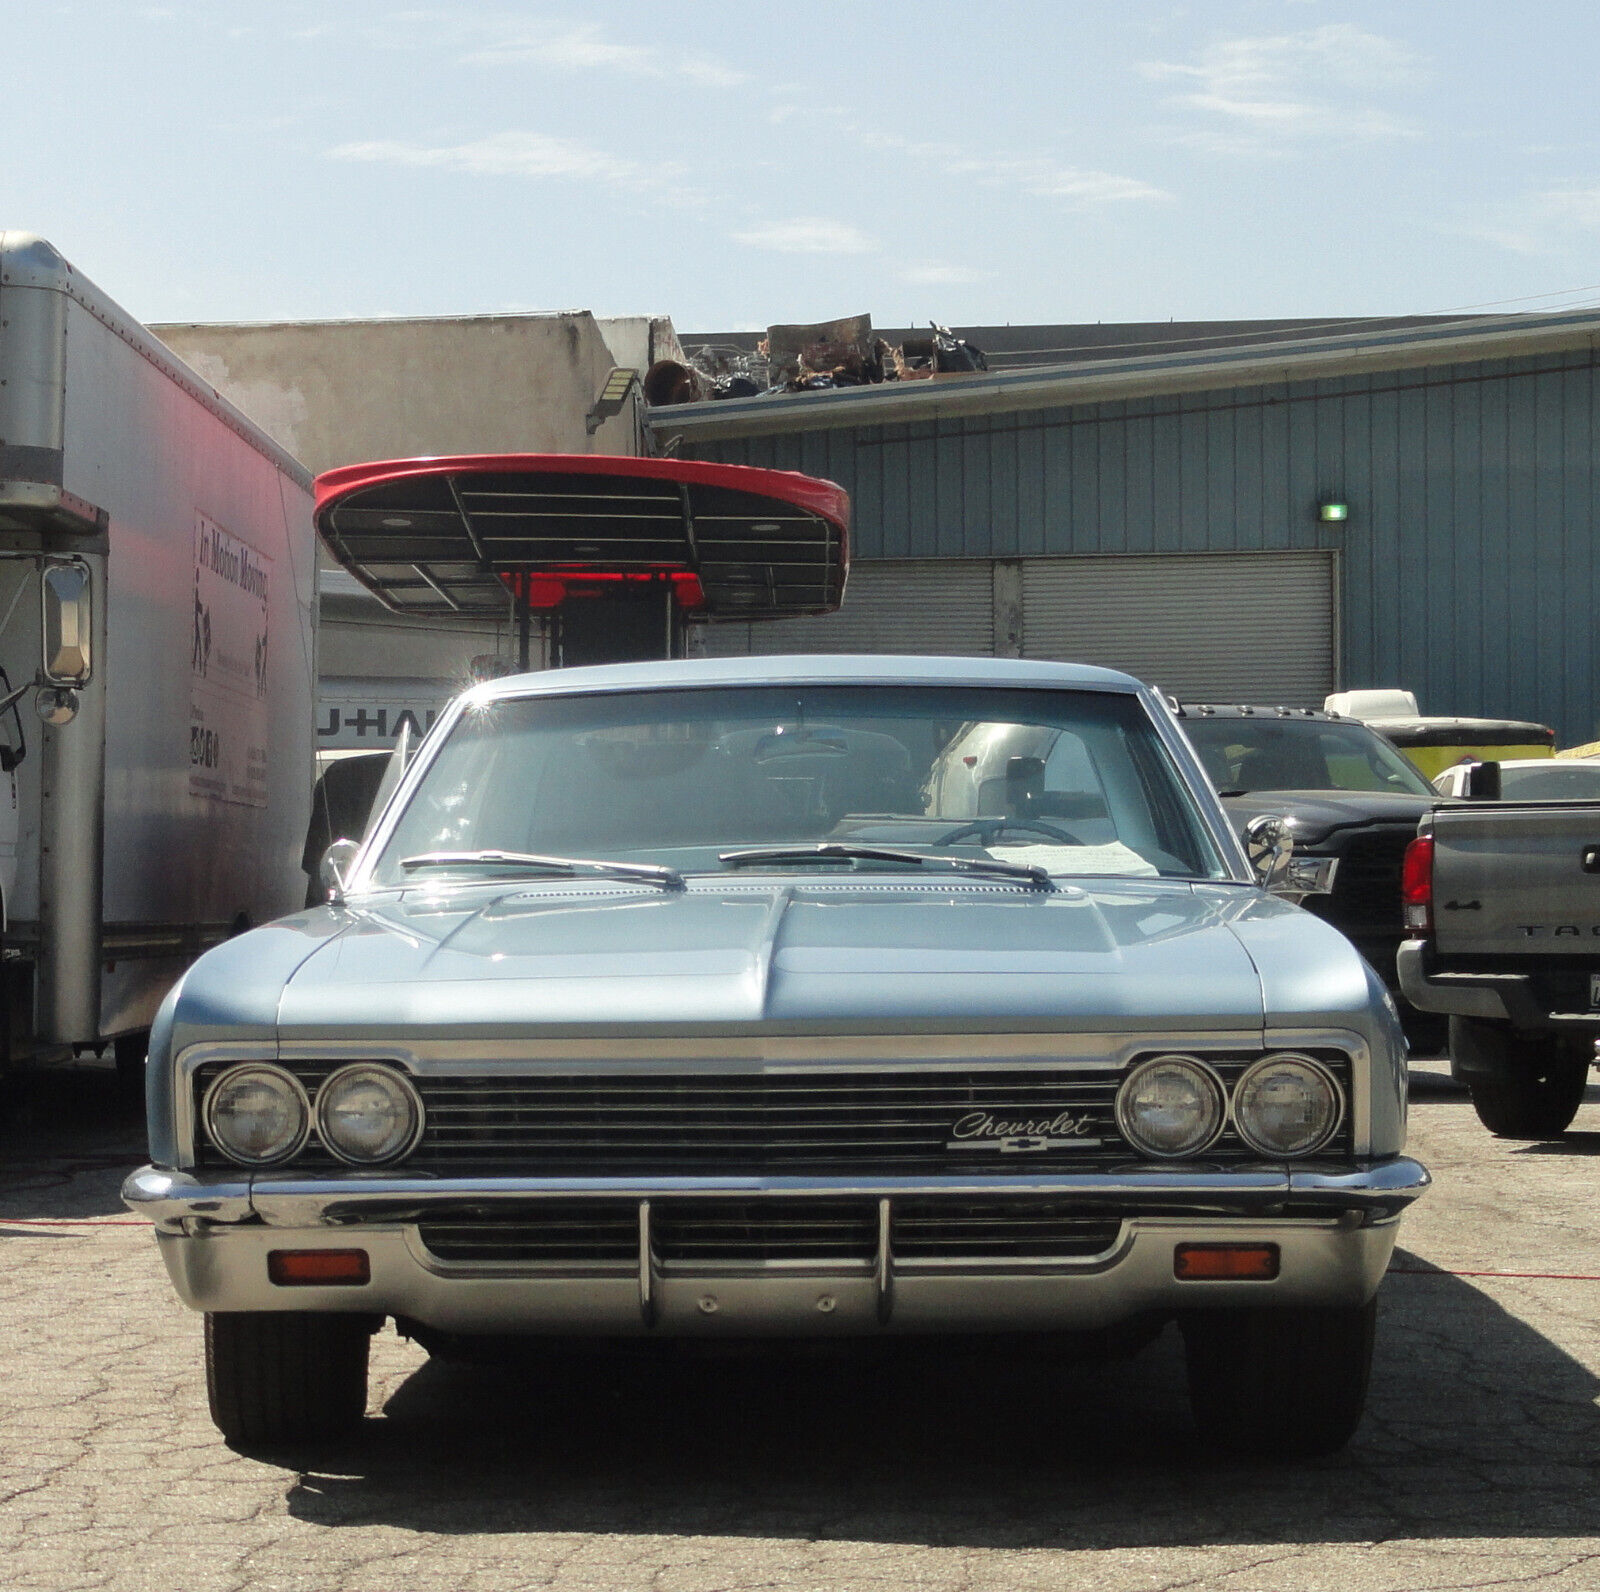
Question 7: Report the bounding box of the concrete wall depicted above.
[151,312,643,473]
[596,316,684,381]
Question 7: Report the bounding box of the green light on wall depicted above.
[1318,500,1350,523]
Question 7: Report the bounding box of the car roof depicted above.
[470,653,1148,705]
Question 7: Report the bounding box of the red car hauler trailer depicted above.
[313,453,851,669]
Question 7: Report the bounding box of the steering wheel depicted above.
[933,816,1081,847]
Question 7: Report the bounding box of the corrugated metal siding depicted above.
[699,559,993,656]
[1021,552,1335,705]
[684,348,1600,743]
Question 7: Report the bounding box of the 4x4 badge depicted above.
[946,1109,1100,1153]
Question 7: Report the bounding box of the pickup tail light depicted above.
[1401,835,1434,935]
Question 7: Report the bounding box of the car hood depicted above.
[270,876,1290,1039]
[1218,790,1434,847]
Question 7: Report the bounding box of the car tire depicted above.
[1181,1300,1375,1458]
[205,1311,373,1443]
[1451,1017,1590,1138]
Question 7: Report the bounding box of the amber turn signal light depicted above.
[268,1249,371,1286]
[1174,1242,1279,1281]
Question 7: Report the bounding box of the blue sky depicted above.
[7,2,1600,330]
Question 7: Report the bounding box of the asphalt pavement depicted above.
[3,1060,1599,1592]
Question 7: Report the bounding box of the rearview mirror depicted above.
[41,561,92,687]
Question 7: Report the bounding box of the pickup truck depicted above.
[1399,795,1600,1136]
[1179,704,1440,1047]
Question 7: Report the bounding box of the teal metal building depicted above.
[650,312,1600,746]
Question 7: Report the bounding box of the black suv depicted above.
[1179,704,1440,1046]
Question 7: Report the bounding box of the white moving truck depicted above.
[0,233,316,1072]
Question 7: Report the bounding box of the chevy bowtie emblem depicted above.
[945,1109,1101,1153]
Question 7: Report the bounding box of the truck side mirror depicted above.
[41,561,92,687]
[1462,760,1502,800]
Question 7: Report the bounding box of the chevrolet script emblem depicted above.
[946,1109,1100,1153]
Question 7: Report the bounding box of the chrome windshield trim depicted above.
[348,674,1251,894]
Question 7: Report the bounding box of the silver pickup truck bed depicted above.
[1399,801,1600,1137]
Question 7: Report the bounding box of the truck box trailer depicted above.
[0,232,316,1068]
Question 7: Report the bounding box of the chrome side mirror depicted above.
[319,837,362,900]
[41,561,92,687]
[1245,814,1294,890]
[35,686,79,725]
[1244,813,1339,898]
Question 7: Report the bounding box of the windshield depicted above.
[369,684,1229,885]
[1183,715,1434,797]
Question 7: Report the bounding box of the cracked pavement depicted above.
[4,1060,1600,1591]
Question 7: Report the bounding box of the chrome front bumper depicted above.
[124,1161,1429,1336]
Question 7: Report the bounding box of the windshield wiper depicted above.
[718,843,1054,890]
[398,850,685,890]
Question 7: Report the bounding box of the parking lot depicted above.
[2,1060,1597,1592]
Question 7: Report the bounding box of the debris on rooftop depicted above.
[644,315,987,405]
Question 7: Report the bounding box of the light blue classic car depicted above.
[125,656,1427,1455]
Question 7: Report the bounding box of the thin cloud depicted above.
[901,263,991,286]
[1453,187,1600,257]
[1141,24,1426,149]
[327,131,692,201]
[461,20,744,88]
[731,219,878,255]
[945,157,1167,204]
[773,114,1165,208]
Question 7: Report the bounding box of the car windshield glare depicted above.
[1184,716,1435,797]
[367,684,1229,885]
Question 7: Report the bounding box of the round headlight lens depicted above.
[204,1065,310,1167]
[1115,1055,1226,1158]
[1233,1053,1341,1157]
[315,1064,424,1166]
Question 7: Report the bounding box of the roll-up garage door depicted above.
[699,559,994,657]
[1021,551,1336,705]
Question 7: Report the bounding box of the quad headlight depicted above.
[1115,1054,1227,1158]
[1232,1053,1341,1157]
[203,1064,311,1167]
[315,1063,425,1166]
